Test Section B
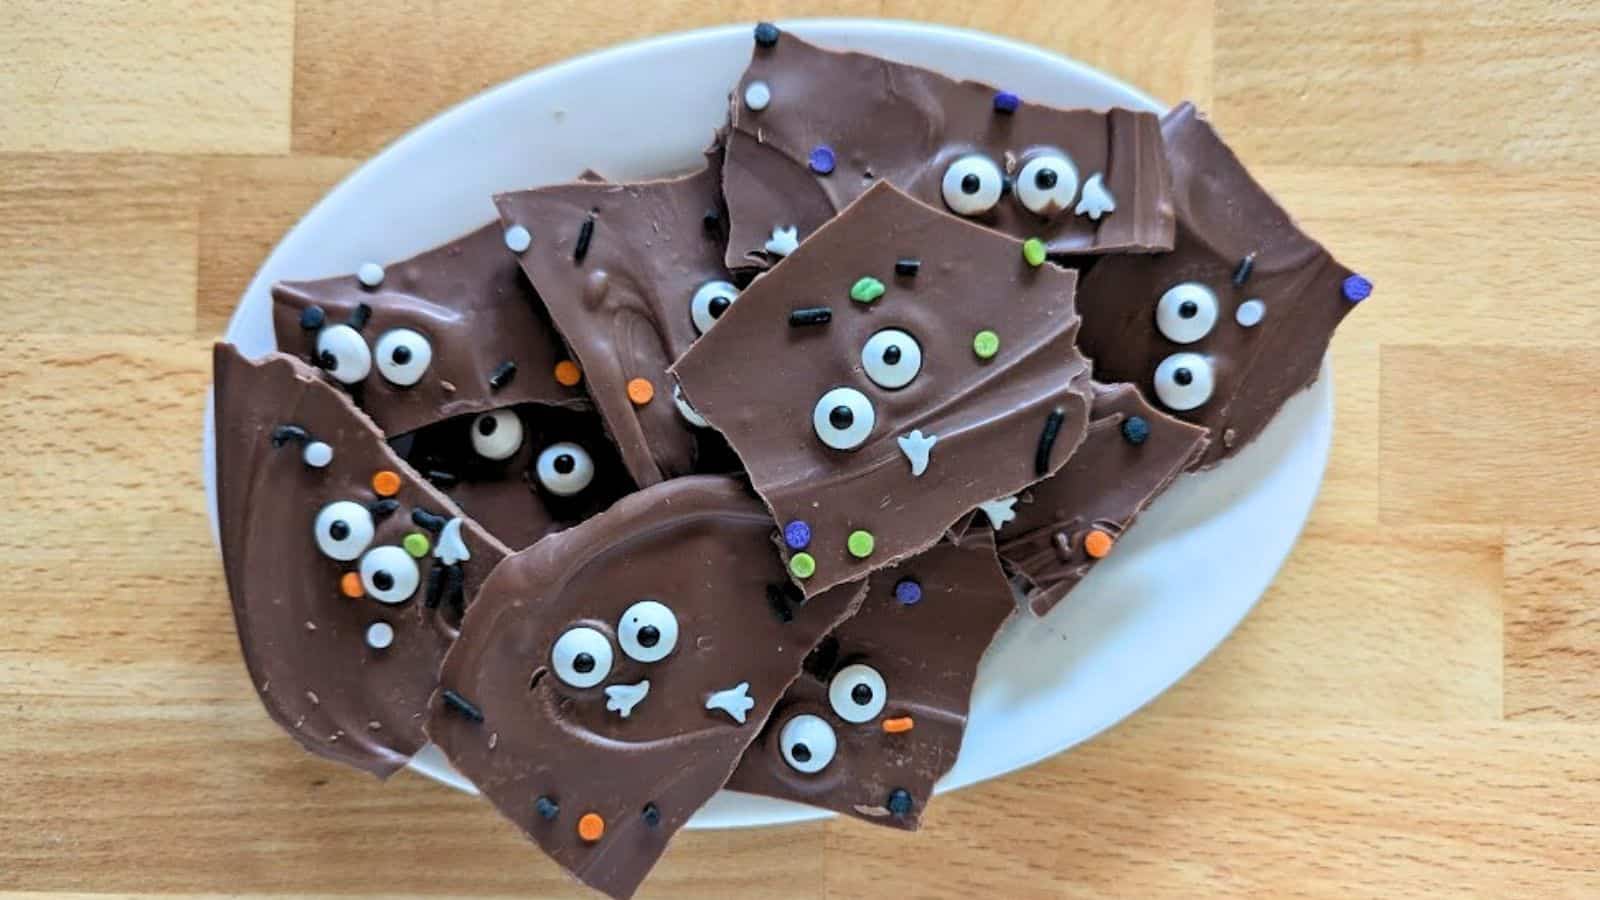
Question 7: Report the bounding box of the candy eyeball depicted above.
[551,626,613,688]
[940,154,1004,216]
[690,280,740,335]
[359,545,420,605]
[861,329,923,390]
[535,442,595,496]
[1153,352,1215,411]
[313,500,375,561]
[470,409,523,461]
[828,663,887,723]
[1155,282,1219,344]
[779,713,838,774]
[315,324,372,384]
[812,387,876,451]
[373,328,433,386]
[617,599,679,663]
[1015,153,1080,216]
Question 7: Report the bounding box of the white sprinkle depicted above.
[744,80,772,111]
[604,680,651,718]
[896,429,938,477]
[302,440,333,468]
[434,517,471,566]
[976,496,1019,531]
[365,621,395,650]
[504,224,532,253]
[673,384,709,428]
[356,262,385,287]
[1074,173,1116,220]
[705,682,755,724]
[764,225,799,257]
[1236,298,1266,327]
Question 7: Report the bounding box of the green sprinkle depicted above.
[850,276,886,303]
[789,552,817,579]
[847,530,876,558]
[1022,238,1048,267]
[973,330,1000,359]
[403,532,430,558]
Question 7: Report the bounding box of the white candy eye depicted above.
[1153,352,1215,411]
[470,409,523,461]
[690,280,740,335]
[812,387,875,451]
[779,713,838,774]
[1155,282,1219,344]
[551,626,613,688]
[861,329,922,390]
[940,154,1004,216]
[828,663,887,723]
[373,328,432,386]
[617,599,679,663]
[1015,153,1080,216]
[359,545,420,605]
[313,500,374,561]
[315,325,372,384]
[535,442,594,496]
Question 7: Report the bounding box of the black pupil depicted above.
[851,683,874,706]
[573,653,595,674]
[791,743,812,763]
[1034,168,1058,189]
[391,345,412,364]
[372,570,394,591]
[317,350,337,370]
[637,625,660,648]
[553,453,575,474]
[960,172,982,194]
[329,520,350,541]
[478,416,497,436]
[708,295,731,317]
[882,345,902,365]
[1178,300,1199,319]
[829,405,854,430]
[1174,368,1194,386]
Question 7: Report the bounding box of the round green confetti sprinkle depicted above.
[850,276,886,303]
[973,330,1000,359]
[789,552,817,579]
[403,532,430,558]
[847,530,876,558]
[1022,237,1048,267]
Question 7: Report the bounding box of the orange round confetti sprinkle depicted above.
[1083,529,1114,559]
[882,716,915,734]
[553,360,582,387]
[577,812,605,842]
[626,377,655,406]
[371,470,401,497]
[339,572,364,598]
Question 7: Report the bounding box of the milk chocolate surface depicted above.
[1074,103,1368,468]
[426,476,865,900]
[213,344,508,777]
[671,182,1093,597]
[722,29,1174,271]
[272,222,585,437]
[494,160,739,488]
[726,536,1015,829]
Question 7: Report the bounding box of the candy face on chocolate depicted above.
[272,222,586,438]
[1072,103,1369,468]
[720,29,1175,271]
[726,537,1016,829]
[426,476,866,900]
[212,344,509,777]
[494,160,739,488]
[671,181,1094,597]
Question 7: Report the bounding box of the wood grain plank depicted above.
[1504,528,1600,722]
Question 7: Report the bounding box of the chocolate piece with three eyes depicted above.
[720,28,1174,271]
[1073,102,1371,469]
[213,344,509,777]
[425,476,866,900]
[671,181,1094,598]
[494,158,741,488]
[726,535,1015,830]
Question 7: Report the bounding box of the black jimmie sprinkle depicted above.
[1232,253,1256,286]
[411,507,448,532]
[894,258,921,277]
[702,208,721,234]
[425,560,445,609]
[573,214,595,263]
[441,688,484,722]
[488,360,517,390]
[347,302,372,331]
[1035,407,1065,476]
[368,498,400,519]
[425,469,459,488]
[788,306,833,326]
[641,803,661,827]
[270,424,309,448]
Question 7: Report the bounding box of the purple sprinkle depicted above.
[993,91,1020,114]
[893,578,922,606]
[808,145,836,175]
[1342,274,1373,303]
[783,520,812,550]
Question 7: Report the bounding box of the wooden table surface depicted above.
[4,2,1598,897]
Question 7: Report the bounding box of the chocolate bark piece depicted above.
[213,344,509,777]
[494,160,740,488]
[391,403,634,549]
[1073,102,1370,469]
[426,476,866,900]
[671,181,1094,597]
[272,222,585,437]
[721,28,1174,271]
[983,382,1210,616]
[726,535,1015,830]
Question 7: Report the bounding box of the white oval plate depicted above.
[206,19,1333,829]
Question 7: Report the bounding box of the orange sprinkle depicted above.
[626,377,655,406]
[371,469,401,497]
[339,572,364,598]
[553,360,582,387]
[577,812,605,842]
[1083,529,1114,559]
[882,716,915,734]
